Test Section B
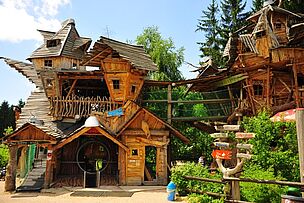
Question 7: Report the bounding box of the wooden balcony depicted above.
[49,96,122,119]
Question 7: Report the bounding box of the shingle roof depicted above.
[28,19,91,60]
[83,36,157,71]
[16,88,63,139]
[1,57,42,87]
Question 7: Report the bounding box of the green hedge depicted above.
[0,144,9,168]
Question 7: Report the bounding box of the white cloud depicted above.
[0,0,70,43]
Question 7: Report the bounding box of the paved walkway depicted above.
[0,181,186,203]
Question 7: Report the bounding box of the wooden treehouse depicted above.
[2,19,189,191]
[185,2,304,123]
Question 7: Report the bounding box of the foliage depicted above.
[0,144,9,168]
[136,26,185,81]
[4,126,14,135]
[196,0,224,67]
[242,111,299,181]
[142,86,212,162]
[170,162,223,196]
[283,0,304,13]
[0,101,15,138]
[187,193,224,203]
[219,0,249,48]
[171,125,213,163]
[240,164,287,203]
[252,0,264,12]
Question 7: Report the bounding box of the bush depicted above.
[188,193,224,203]
[242,112,300,181]
[241,164,287,203]
[170,162,224,200]
[0,144,9,168]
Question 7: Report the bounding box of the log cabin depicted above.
[1,19,189,191]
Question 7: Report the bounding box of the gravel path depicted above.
[0,181,186,203]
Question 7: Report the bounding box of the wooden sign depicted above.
[212,150,232,160]
[237,153,252,159]
[214,142,230,148]
[223,125,240,131]
[235,132,255,139]
[210,133,229,138]
[236,143,253,150]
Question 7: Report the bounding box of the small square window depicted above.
[44,60,53,68]
[131,85,136,93]
[112,80,120,89]
[131,149,138,156]
[46,39,60,47]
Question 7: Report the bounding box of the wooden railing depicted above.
[49,96,122,119]
[95,100,140,133]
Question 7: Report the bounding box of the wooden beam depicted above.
[95,127,129,152]
[167,84,172,124]
[296,109,304,197]
[53,127,91,150]
[136,137,168,147]
[66,79,78,98]
[83,47,112,66]
[224,176,304,187]
[144,166,153,181]
[293,63,300,108]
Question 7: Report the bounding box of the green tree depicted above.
[0,101,15,137]
[220,0,249,48]
[252,0,264,12]
[196,0,224,67]
[242,112,299,181]
[136,26,185,81]
[283,0,304,13]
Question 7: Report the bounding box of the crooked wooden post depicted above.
[296,109,304,197]
[167,84,172,124]
[5,145,17,191]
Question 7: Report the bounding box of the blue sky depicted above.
[0,0,253,105]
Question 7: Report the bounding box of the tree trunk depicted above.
[5,145,17,191]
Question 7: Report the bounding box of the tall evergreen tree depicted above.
[0,101,15,137]
[196,0,224,67]
[220,0,249,48]
[252,0,264,12]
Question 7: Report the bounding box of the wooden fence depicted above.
[49,96,122,119]
[183,175,304,203]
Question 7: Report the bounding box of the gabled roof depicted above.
[28,19,91,60]
[114,101,190,144]
[247,5,302,22]
[2,123,57,144]
[1,57,42,87]
[82,36,158,71]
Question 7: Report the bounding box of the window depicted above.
[44,60,53,68]
[112,80,120,89]
[256,30,266,38]
[131,85,136,93]
[131,149,138,156]
[253,80,263,96]
[275,22,282,29]
[46,39,60,47]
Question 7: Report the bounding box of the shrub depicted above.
[188,193,224,203]
[170,162,224,198]
[240,164,287,203]
[0,144,9,168]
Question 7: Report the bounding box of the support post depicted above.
[293,63,300,108]
[44,146,53,189]
[296,109,304,197]
[167,84,172,124]
[5,145,18,191]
